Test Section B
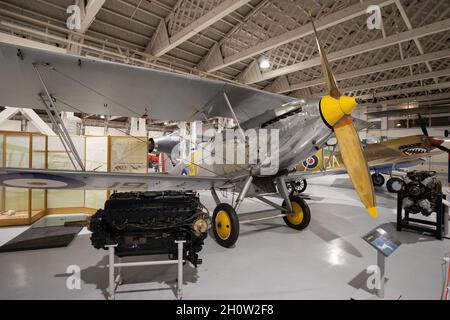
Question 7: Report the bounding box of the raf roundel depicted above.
[303,155,319,169]
[0,172,86,189]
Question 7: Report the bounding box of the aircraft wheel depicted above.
[294,179,307,193]
[386,177,405,193]
[282,196,311,230]
[212,203,239,248]
[371,173,385,187]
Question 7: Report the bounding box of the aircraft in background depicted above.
[288,133,447,194]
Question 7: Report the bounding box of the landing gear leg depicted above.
[276,176,292,212]
[277,176,311,230]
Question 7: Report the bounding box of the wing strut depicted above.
[33,63,86,171]
[223,92,246,142]
[324,143,338,170]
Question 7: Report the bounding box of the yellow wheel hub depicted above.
[287,202,304,225]
[215,210,232,240]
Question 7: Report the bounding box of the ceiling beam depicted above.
[79,0,106,34]
[307,69,450,98]
[276,49,450,94]
[358,81,450,100]
[147,0,251,57]
[198,0,270,70]
[242,18,450,84]
[361,92,450,107]
[342,69,450,93]
[203,0,394,72]
[394,0,433,73]
[306,69,450,100]
[68,0,105,54]
[0,33,66,53]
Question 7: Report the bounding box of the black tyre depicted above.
[294,179,307,193]
[386,177,405,193]
[371,173,385,187]
[212,203,239,248]
[282,196,311,230]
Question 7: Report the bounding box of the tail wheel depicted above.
[386,177,405,193]
[371,173,385,187]
[212,203,239,248]
[282,196,311,230]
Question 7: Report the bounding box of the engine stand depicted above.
[106,240,186,300]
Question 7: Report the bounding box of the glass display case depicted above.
[0,132,47,226]
[0,131,149,227]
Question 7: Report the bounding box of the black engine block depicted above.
[89,191,209,266]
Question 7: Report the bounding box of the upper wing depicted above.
[0,42,295,122]
[0,168,229,191]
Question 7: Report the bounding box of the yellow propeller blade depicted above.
[334,116,377,218]
[309,12,340,98]
[310,10,378,218]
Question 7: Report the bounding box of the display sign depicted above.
[363,227,401,257]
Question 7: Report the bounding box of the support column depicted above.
[130,118,147,136]
[376,251,385,299]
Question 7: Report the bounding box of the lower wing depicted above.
[288,158,429,180]
[0,168,229,191]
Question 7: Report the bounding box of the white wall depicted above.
[84,125,105,136]
[0,120,21,131]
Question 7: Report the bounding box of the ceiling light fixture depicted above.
[258,56,271,70]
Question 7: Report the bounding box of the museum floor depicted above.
[0,175,448,300]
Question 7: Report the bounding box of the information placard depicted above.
[363,227,401,257]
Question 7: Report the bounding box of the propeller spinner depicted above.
[309,14,378,218]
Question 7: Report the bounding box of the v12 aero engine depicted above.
[401,171,442,216]
[89,191,209,266]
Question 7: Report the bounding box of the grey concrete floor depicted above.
[0,175,449,300]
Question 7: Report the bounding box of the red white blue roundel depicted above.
[303,155,319,169]
[0,172,86,189]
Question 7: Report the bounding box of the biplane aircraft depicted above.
[0,18,407,248]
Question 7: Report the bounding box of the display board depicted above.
[110,136,148,173]
[363,227,401,257]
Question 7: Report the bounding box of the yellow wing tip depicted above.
[368,207,378,219]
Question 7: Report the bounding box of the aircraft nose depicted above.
[429,137,444,146]
[319,95,358,127]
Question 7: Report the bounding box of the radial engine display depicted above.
[401,171,442,216]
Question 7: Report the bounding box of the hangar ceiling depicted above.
[0,0,449,112]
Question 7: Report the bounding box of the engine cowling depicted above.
[148,135,181,155]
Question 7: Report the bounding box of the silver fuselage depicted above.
[171,99,333,180]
